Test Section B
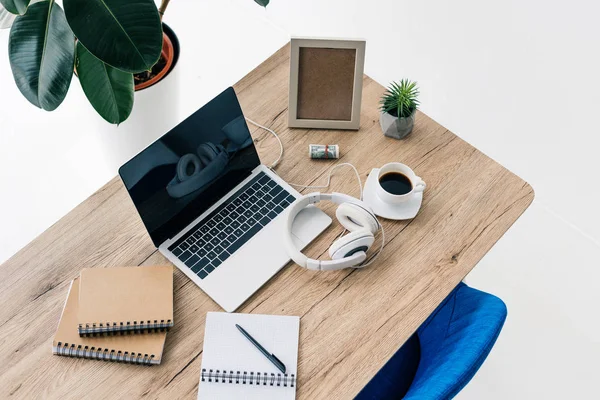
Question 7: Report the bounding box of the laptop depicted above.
[119,87,331,312]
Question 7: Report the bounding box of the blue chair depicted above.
[356,282,507,400]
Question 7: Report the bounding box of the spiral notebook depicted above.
[77,266,173,336]
[53,279,167,365]
[197,312,300,400]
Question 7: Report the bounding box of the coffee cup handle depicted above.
[414,177,426,193]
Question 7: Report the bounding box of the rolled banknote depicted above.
[309,144,340,159]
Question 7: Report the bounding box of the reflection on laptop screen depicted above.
[119,87,260,247]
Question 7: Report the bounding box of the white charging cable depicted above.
[245,118,363,198]
[285,163,363,200]
[245,117,385,266]
[245,118,284,169]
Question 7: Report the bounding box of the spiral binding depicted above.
[78,319,173,337]
[201,369,296,387]
[54,342,156,365]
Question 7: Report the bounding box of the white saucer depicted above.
[363,168,423,220]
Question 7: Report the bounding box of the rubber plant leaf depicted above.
[76,43,134,125]
[254,0,269,7]
[8,0,75,111]
[0,4,17,28]
[63,0,163,73]
[0,0,30,15]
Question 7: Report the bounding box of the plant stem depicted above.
[158,0,171,20]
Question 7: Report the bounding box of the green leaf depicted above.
[0,4,17,28]
[9,1,75,111]
[2,0,41,29]
[380,79,420,117]
[63,0,162,73]
[76,43,134,124]
[0,0,30,15]
[254,0,269,6]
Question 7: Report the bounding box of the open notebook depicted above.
[197,312,300,400]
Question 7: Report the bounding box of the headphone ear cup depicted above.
[197,143,221,165]
[177,154,202,181]
[336,203,379,235]
[329,229,375,260]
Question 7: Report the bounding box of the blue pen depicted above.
[235,324,286,373]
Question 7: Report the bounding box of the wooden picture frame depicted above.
[288,38,366,130]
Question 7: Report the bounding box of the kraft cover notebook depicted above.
[53,279,167,365]
[197,312,300,400]
[77,265,173,336]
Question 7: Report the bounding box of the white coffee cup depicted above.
[376,162,426,204]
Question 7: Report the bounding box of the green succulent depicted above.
[380,79,420,118]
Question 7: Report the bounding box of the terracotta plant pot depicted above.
[134,23,180,91]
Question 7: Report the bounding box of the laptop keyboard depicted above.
[168,172,296,280]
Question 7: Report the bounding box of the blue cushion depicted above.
[356,283,507,400]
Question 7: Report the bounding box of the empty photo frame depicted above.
[289,38,366,130]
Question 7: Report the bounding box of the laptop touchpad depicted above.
[290,205,332,245]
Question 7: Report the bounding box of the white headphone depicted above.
[283,192,382,271]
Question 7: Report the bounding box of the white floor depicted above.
[1,0,599,398]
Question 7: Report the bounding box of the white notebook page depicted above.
[197,312,300,400]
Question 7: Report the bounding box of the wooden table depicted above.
[0,44,533,399]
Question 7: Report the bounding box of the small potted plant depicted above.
[379,79,420,139]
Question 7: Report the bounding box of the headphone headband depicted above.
[284,192,378,271]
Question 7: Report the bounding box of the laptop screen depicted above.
[119,87,261,247]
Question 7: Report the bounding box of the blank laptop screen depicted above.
[119,87,260,247]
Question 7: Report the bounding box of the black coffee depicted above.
[379,172,412,195]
